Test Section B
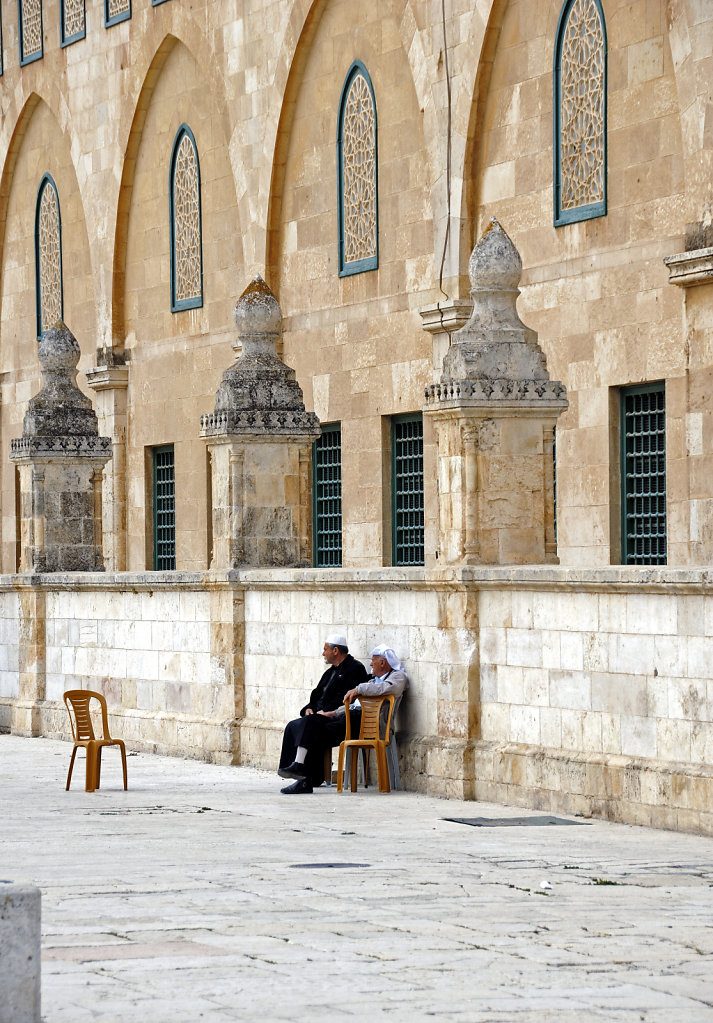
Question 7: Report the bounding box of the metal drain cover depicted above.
[289,862,370,869]
[444,815,590,827]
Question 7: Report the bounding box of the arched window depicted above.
[337,61,378,276]
[35,175,63,339]
[169,125,203,312]
[19,0,43,66]
[554,0,607,226]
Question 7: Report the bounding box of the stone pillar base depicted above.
[10,700,44,738]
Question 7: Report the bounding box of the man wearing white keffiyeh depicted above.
[341,644,409,710]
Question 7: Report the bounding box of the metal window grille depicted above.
[392,414,424,566]
[621,384,666,565]
[313,425,342,567]
[153,445,176,570]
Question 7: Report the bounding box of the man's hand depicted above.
[344,689,358,704]
[304,708,314,716]
[316,709,337,718]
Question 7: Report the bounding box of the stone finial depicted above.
[233,274,282,340]
[22,323,102,439]
[201,275,319,438]
[426,219,567,405]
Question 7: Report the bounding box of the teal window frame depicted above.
[620,382,666,566]
[337,60,379,277]
[18,0,43,66]
[60,0,85,46]
[553,0,607,227]
[391,413,424,567]
[312,424,342,567]
[34,173,63,340]
[152,445,176,571]
[104,0,131,28]
[169,124,203,313]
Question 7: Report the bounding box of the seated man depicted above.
[279,641,409,794]
[278,633,367,794]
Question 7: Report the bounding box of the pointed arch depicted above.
[337,60,378,277]
[169,123,203,311]
[34,173,63,338]
[553,0,607,225]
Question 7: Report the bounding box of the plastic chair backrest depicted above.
[64,690,108,743]
[345,694,395,742]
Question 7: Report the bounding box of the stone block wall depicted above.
[2,568,712,833]
[0,590,20,727]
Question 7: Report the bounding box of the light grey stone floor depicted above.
[2,733,713,1023]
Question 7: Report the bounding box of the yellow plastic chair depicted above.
[337,694,395,793]
[64,689,128,793]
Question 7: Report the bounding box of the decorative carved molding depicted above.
[664,248,713,288]
[425,378,568,406]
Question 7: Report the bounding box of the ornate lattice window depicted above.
[169,125,203,312]
[18,0,43,66]
[61,0,85,46]
[105,0,130,27]
[554,0,607,225]
[337,61,378,276]
[35,175,63,339]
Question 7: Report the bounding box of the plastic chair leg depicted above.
[120,743,128,790]
[66,747,78,791]
[336,744,346,792]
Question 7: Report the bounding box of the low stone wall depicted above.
[2,567,712,834]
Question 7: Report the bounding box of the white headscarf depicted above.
[370,644,403,671]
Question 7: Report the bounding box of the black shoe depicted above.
[280,779,313,794]
[278,761,308,781]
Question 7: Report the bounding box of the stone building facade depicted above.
[1,0,713,834]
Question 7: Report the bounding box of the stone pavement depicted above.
[2,734,713,1023]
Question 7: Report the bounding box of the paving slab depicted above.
[2,733,713,1022]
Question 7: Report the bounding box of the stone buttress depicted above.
[424,220,568,565]
[201,276,320,567]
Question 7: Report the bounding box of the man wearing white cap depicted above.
[278,633,368,793]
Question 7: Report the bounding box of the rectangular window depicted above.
[104,0,130,28]
[313,424,342,567]
[392,413,424,566]
[60,0,85,46]
[620,383,666,565]
[152,445,176,570]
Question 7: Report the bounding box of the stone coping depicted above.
[0,564,713,594]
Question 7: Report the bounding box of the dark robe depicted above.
[279,653,368,786]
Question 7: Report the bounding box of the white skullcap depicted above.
[325,633,348,648]
[370,644,402,671]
